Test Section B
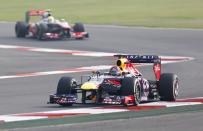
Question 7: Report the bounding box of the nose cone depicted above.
[81,82,99,90]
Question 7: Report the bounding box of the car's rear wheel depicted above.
[159,73,179,101]
[120,77,141,106]
[15,21,28,38]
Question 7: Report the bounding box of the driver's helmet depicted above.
[109,66,122,76]
[48,16,55,23]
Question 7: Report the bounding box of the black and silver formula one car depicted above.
[48,55,179,106]
[15,10,89,40]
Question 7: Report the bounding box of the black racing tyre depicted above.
[159,73,179,101]
[120,77,141,106]
[56,77,77,95]
[15,21,28,38]
[36,23,48,40]
[73,22,85,32]
[84,33,89,38]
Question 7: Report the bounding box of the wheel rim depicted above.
[173,78,179,98]
[134,81,141,104]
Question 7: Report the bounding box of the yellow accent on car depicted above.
[116,58,128,71]
[81,82,98,90]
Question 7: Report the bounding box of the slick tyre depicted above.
[15,21,28,38]
[121,77,141,106]
[56,77,77,95]
[73,23,85,32]
[159,73,179,101]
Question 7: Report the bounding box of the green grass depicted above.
[0,0,203,28]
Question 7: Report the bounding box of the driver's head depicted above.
[109,66,122,76]
[116,58,128,71]
[48,16,55,22]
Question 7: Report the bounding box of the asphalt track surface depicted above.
[0,22,203,130]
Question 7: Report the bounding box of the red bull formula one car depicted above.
[15,10,89,40]
[48,55,179,106]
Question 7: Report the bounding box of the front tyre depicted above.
[73,23,85,32]
[120,77,141,106]
[159,73,179,101]
[56,77,77,95]
[56,77,77,106]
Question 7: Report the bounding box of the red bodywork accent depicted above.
[124,95,135,105]
[107,80,121,86]
[153,62,161,81]
[72,32,87,39]
[28,10,46,16]
[126,63,141,76]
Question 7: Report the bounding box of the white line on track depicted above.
[0,58,192,80]
[0,58,193,80]
[0,65,112,80]
[0,44,195,59]
[0,44,194,79]
[0,97,202,123]
[0,44,116,57]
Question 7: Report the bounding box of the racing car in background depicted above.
[15,10,89,40]
[48,55,179,106]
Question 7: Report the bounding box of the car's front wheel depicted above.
[73,22,85,32]
[120,77,141,106]
[57,77,77,95]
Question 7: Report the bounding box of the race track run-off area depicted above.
[0,43,198,123]
[0,23,203,130]
[0,97,203,123]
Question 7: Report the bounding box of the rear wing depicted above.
[114,54,160,63]
[114,55,161,81]
[25,10,49,23]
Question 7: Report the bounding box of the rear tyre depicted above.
[36,23,48,40]
[15,21,28,38]
[120,77,141,106]
[73,23,85,32]
[159,73,179,101]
